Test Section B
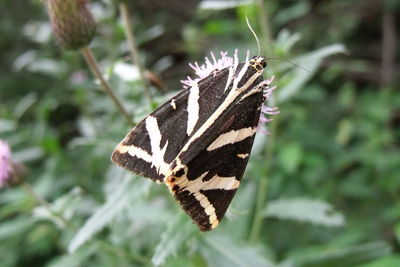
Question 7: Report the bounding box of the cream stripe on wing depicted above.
[114,143,152,163]
[167,172,239,229]
[237,153,249,159]
[178,62,261,155]
[240,84,263,101]
[207,127,256,151]
[187,83,200,135]
[200,175,240,191]
[183,174,240,192]
[193,191,219,229]
[224,65,236,92]
[145,116,169,175]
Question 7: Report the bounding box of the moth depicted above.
[111,52,276,231]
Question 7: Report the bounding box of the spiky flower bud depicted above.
[46,0,96,50]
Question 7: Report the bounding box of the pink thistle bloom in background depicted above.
[181,51,278,132]
[181,50,242,88]
[0,139,12,188]
[258,77,279,133]
[181,51,236,88]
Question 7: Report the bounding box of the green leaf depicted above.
[68,176,151,253]
[13,93,38,119]
[0,119,17,133]
[12,146,44,162]
[200,233,274,267]
[223,182,257,240]
[293,242,392,267]
[48,242,99,267]
[151,213,195,266]
[33,187,83,228]
[265,198,345,227]
[395,222,400,244]
[199,0,253,10]
[0,216,36,240]
[274,30,302,56]
[278,44,347,102]
[359,255,400,267]
[275,2,310,26]
[277,142,303,174]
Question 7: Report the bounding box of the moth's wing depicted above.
[172,62,259,169]
[111,67,233,182]
[166,87,265,231]
[111,88,189,182]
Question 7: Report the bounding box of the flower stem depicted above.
[80,46,134,125]
[256,0,273,56]
[22,182,70,228]
[119,3,152,103]
[249,115,278,243]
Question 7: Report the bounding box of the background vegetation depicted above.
[0,0,399,266]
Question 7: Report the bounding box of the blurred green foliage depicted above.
[0,0,399,266]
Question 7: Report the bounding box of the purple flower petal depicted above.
[0,139,12,188]
[181,50,239,88]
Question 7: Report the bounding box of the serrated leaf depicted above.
[265,198,345,227]
[151,213,195,266]
[200,234,274,267]
[33,187,83,228]
[278,44,346,102]
[68,176,151,253]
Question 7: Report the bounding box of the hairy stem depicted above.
[249,115,278,243]
[119,3,152,102]
[80,46,134,125]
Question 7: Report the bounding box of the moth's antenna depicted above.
[245,16,309,73]
[266,57,310,73]
[245,16,260,57]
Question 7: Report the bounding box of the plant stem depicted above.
[256,0,273,56]
[22,182,70,228]
[119,3,152,103]
[249,115,278,243]
[381,7,396,87]
[80,46,134,125]
[249,0,276,243]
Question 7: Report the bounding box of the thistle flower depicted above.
[46,0,96,50]
[181,51,278,131]
[0,140,12,188]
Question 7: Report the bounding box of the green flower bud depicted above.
[46,0,96,50]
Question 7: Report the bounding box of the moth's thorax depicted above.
[231,56,266,93]
[249,56,267,72]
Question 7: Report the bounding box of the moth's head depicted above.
[249,56,267,73]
